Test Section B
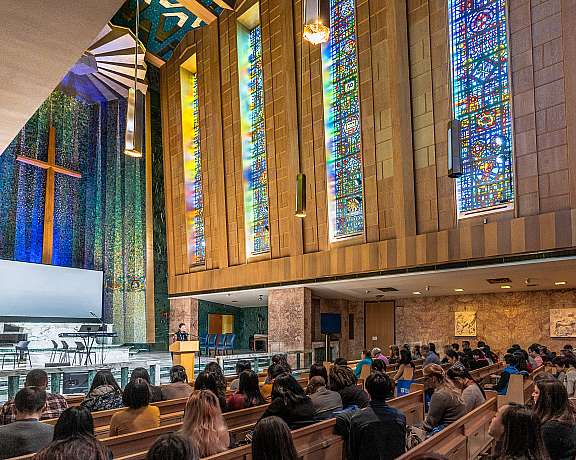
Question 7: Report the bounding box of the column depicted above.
[268,287,312,353]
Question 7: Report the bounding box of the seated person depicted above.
[252,416,298,460]
[422,343,440,366]
[229,360,251,392]
[486,353,524,395]
[446,367,485,412]
[354,350,373,378]
[80,370,123,412]
[371,359,387,374]
[53,406,96,440]
[305,376,342,419]
[533,379,576,460]
[422,364,466,432]
[34,434,111,460]
[336,372,405,460]
[194,371,227,412]
[0,369,68,424]
[393,349,416,396]
[329,364,369,409]
[202,362,228,411]
[130,367,162,402]
[412,344,422,360]
[468,349,490,370]
[528,344,544,368]
[226,370,266,411]
[179,390,229,457]
[445,350,465,371]
[371,347,389,365]
[0,387,54,459]
[488,403,548,459]
[147,433,198,460]
[388,345,400,364]
[333,357,348,366]
[260,362,290,402]
[161,365,194,401]
[308,362,329,382]
[259,373,315,429]
[109,378,160,436]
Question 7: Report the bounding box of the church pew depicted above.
[496,364,544,409]
[396,393,498,460]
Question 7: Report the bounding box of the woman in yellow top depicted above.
[109,378,160,436]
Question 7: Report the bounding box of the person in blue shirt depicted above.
[354,350,373,378]
[422,343,441,366]
[487,353,525,395]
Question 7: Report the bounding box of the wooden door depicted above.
[208,314,223,334]
[365,301,395,351]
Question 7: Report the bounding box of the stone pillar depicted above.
[169,298,199,338]
[268,288,312,353]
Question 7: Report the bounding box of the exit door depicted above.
[365,301,395,351]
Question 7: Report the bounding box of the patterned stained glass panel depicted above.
[449,0,514,217]
[237,23,270,256]
[180,67,205,266]
[321,0,364,241]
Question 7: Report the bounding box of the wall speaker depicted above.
[295,173,307,218]
[448,119,462,178]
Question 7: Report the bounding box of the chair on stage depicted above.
[49,340,60,363]
[206,334,217,356]
[220,333,236,355]
[73,341,96,365]
[1,341,32,368]
[199,334,208,356]
[215,333,225,356]
[59,340,73,364]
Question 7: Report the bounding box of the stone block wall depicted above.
[395,289,576,353]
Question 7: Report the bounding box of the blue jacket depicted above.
[354,358,373,378]
[494,365,522,395]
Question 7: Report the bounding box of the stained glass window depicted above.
[237,22,270,256]
[321,0,364,241]
[180,65,205,266]
[449,0,514,217]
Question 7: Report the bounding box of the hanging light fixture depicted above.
[303,0,329,45]
[124,0,144,157]
[295,173,307,218]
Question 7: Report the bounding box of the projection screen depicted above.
[0,260,103,318]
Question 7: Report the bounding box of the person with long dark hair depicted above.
[34,435,112,460]
[161,365,194,401]
[53,406,95,440]
[259,373,315,429]
[446,367,486,412]
[229,360,251,392]
[226,370,266,411]
[194,371,227,412]
[261,362,291,402]
[251,416,298,460]
[532,379,576,459]
[488,403,549,459]
[109,378,160,436]
[130,367,162,403]
[146,433,198,460]
[203,362,228,410]
[308,363,329,382]
[329,364,369,409]
[354,350,373,378]
[80,370,123,412]
[393,349,416,396]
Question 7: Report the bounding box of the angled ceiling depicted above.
[0,0,126,154]
[111,0,234,62]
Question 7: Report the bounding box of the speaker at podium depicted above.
[169,340,199,382]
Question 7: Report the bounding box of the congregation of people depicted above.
[0,342,575,460]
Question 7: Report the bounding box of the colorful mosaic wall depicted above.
[321,0,364,241]
[0,90,146,343]
[237,24,270,256]
[449,0,514,216]
[180,67,206,266]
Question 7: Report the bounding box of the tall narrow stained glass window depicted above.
[237,9,270,257]
[321,0,364,241]
[180,58,205,266]
[449,0,514,217]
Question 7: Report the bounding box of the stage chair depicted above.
[206,334,217,357]
[73,341,96,366]
[59,340,73,364]
[199,334,208,356]
[215,333,225,356]
[15,340,32,367]
[222,334,236,355]
[49,340,60,363]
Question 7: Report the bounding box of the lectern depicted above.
[169,340,199,382]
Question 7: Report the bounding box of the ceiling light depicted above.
[412,291,421,295]
[501,285,511,289]
[303,22,330,45]
[454,288,464,292]
[555,281,567,286]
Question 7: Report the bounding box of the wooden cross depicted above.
[16,125,82,264]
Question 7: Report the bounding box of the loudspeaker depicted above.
[448,119,462,178]
[295,173,307,218]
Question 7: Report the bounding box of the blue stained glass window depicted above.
[238,23,270,256]
[321,0,364,240]
[449,0,514,217]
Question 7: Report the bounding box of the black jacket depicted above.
[259,396,316,429]
[541,419,576,460]
[338,385,370,409]
[336,400,406,460]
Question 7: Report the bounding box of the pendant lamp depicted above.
[125,0,144,157]
[303,0,329,45]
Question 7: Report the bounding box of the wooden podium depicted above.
[169,340,199,382]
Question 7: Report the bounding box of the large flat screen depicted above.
[0,260,103,319]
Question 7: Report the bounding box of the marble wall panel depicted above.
[268,287,312,353]
[169,298,199,339]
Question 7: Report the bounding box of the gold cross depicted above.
[16,126,82,264]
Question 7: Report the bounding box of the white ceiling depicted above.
[0,0,126,152]
[187,256,576,307]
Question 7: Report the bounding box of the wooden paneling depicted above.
[158,0,576,297]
